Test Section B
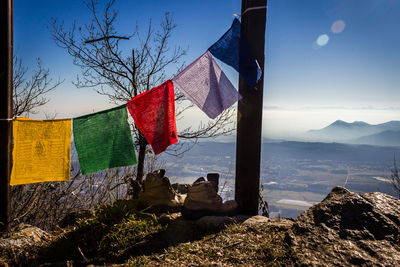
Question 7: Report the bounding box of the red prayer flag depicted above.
[127,80,178,155]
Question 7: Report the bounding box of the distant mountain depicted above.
[354,130,400,147]
[376,121,400,131]
[307,120,400,145]
[162,140,400,170]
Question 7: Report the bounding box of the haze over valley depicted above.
[162,119,400,218]
[68,119,400,218]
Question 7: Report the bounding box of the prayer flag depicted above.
[73,105,137,174]
[127,80,178,155]
[10,118,72,185]
[172,51,241,119]
[208,18,262,88]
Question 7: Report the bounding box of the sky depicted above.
[13,0,400,139]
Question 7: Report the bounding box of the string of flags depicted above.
[127,80,178,155]
[209,18,261,88]
[9,18,262,186]
[11,118,72,185]
[172,51,241,119]
[73,105,137,175]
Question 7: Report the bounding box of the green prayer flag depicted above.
[73,105,137,174]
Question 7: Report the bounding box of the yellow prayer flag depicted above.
[10,117,72,185]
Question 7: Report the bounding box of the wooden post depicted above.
[0,0,13,233]
[235,0,267,215]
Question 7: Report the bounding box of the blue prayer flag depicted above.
[208,18,262,88]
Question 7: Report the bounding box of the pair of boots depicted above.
[138,170,238,219]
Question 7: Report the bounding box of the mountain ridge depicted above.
[354,130,400,146]
[306,120,400,146]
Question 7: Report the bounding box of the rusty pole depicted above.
[0,0,13,233]
[235,0,267,215]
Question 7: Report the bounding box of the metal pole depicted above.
[235,0,267,215]
[0,0,13,233]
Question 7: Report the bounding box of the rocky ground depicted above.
[1,186,399,266]
[288,187,400,266]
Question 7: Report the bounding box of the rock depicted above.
[0,224,51,249]
[362,191,400,227]
[242,215,269,226]
[158,213,181,225]
[0,224,52,266]
[287,186,400,266]
[161,218,197,245]
[196,216,236,231]
[171,183,189,194]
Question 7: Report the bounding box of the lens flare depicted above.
[316,34,329,47]
[331,20,346,34]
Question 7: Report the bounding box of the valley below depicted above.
[162,140,398,218]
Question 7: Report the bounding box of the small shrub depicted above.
[46,201,166,263]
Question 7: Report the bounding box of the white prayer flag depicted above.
[172,51,241,119]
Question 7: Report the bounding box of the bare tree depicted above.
[50,0,236,186]
[11,166,131,230]
[10,145,162,230]
[13,56,63,117]
[390,156,400,198]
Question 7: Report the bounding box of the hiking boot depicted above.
[182,180,238,220]
[138,169,186,211]
[207,173,219,193]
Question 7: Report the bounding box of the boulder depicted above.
[287,186,400,266]
[0,224,52,266]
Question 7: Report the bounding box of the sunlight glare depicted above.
[331,20,346,34]
[316,34,329,47]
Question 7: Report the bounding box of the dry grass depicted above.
[126,218,294,267]
[5,199,295,266]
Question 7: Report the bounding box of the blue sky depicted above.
[14,0,400,138]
